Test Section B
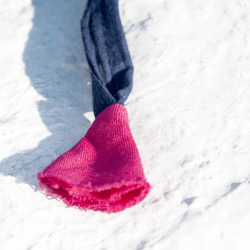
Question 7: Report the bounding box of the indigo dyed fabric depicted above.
[81,0,134,117]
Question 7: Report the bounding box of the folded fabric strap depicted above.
[38,0,151,213]
[81,0,133,117]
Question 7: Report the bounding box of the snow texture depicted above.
[1,0,250,249]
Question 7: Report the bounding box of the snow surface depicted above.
[1,0,250,249]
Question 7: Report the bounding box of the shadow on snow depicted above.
[0,0,91,187]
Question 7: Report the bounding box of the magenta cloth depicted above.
[38,104,150,213]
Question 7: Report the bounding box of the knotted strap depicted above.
[38,0,150,213]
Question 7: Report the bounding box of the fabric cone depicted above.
[38,104,150,213]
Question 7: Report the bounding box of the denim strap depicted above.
[81,0,134,117]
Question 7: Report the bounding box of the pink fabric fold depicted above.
[38,104,150,213]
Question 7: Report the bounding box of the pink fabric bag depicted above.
[38,104,150,213]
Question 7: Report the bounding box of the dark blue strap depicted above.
[81,0,134,117]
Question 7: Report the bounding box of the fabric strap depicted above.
[81,0,134,117]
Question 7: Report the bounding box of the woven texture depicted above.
[38,104,150,213]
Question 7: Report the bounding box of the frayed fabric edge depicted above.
[38,173,151,213]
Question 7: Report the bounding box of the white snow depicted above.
[1,0,250,249]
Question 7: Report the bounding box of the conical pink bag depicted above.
[38,104,150,212]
